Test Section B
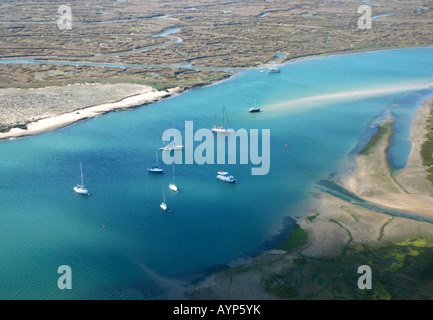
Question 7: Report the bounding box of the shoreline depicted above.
[186,89,433,299]
[393,94,433,196]
[343,93,433,214]
[0,85,184,141]
[1,45,432,141]
[255,44,433,70]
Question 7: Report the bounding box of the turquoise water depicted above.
[1,47,433,299]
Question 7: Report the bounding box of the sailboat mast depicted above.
[172,163,175,184]
[225,106,231,129]
[80,162,84,187]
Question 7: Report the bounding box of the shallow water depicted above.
[0,47,432,299]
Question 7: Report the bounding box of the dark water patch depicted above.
[172,216,298,285]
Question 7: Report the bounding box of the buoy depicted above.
[101,224,106,228]
[285,144,288,147]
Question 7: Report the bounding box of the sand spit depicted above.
[187,95,433,300]
[0,84,183,140]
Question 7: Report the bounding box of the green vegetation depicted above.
[421,103,433,185]
[378,217,394,241]
[329,218,354,259]
[264,237,433,299]
[359,121,394,156]
[276,224,309,253]
[0,123,27,133]
[391,170,409,193]
[265,273,300,299]
[306,212,319,222]
[0,64,231,90]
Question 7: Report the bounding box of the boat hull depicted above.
[160,145,184,151]
[216,171,237,183]
[74,185,89,195]
[217,177,237,183]
[148,167,164,173]
[212,127,233,134]
[268,68,280,73]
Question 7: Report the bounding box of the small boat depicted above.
[160,187,167,211]
[160,142,184,151]
[169,163,179,193]
[148,151,165,173]
[73,162,89,195]
[268,61,281,73]
[212,105,233,134]
[216,171,237,183]
[160,122,184,151]
[268,66,281,73]
[248,96,261,113]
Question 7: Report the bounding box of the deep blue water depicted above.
[0,47,432,299]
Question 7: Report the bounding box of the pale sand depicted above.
[268,81,433,112]
[344,95,433,216]
[0,85,183,140]
[301,92,433,263]
[188,93,433,299]
[394,94,433,197]
[300,94,433,255]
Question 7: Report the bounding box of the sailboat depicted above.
[148,151,165,173]
[73,162,89,195]
[160,141,184,151]
[268,61,281,73]
[160,122,184,151]
[248,96,261,113]
[212,105,233,134]
[169,163,179,193]
[160,187,167,210]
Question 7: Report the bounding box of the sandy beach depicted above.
[187,93,433,299]
[343,95,433,216]
[0,85,183,140]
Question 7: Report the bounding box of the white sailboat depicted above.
[248,95,261,113]
[268,61,281,73]
[212,105,233,134]
[148,151,165,173]
[169,163,179,193]
[160,141,184,151]
[73,162,89,195]
[160,123,184,151]
[160,187,167,211]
